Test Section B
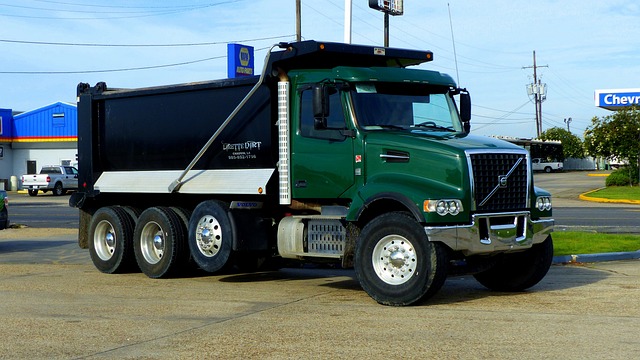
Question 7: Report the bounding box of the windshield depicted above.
[350,82,463,132]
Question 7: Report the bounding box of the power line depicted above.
[29,0,218,10]
[0,55,227,75]
[0,0,242,19]
[0,35,294,47]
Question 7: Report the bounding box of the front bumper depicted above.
[425,211,554,256]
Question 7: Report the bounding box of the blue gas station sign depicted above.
[227,43,254,78]
[595,89,640,110]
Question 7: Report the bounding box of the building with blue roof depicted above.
[0,102,77,190]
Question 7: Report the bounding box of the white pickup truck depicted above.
[532,158,563,173]
[21,165,79,196]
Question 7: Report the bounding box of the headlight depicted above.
[425,199,464,216]
[536,196,552,211]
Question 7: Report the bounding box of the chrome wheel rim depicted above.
[372,235,417,285]
[195,215,223,257]
[140,221,164,264]
[94,220,116,261]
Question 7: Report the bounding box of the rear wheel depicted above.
[473,235,554,291]
[134,207,189,278]
[88,206,137,273]
[354,212,449,306]
[28,189,38,197]
[53,182,64,196]
[188,200,234,273]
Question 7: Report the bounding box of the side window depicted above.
[299,88,346,141]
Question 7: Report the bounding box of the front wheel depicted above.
[354,212,449,306]
[473,235,554,292]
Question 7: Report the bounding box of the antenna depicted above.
[448,3,460,85]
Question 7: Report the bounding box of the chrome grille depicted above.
[469,152,528,212]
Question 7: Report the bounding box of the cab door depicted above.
[291,86,355,199]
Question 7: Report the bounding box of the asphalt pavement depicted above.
[0,172,639,359]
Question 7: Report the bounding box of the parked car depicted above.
[21,165,79,196]
[532,158,563,173]
[0,190,8,230]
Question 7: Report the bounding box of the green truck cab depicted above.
[280,54,553,305]
[73,41,553,306]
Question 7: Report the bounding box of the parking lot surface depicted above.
[1,173,639,359]
[1,231,639,359]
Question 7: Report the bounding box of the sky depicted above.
[1,0,639,139]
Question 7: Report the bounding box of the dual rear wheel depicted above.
[88,201,238,278]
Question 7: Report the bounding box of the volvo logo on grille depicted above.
[479,157,524,207]
[498,175,508,188]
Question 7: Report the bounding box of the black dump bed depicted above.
[77,77,273,174]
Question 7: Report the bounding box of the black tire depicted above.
[473,235,554,292]
[170,207,192,230]
[53,182,64,196]
[28,189,38,197]
[170,207,201,273]
[120,206,142,223]
[544,166,552,173]
[354,212,449,306]
[188,200,234,273]
[88,206,137,274]
[133,207,189,278]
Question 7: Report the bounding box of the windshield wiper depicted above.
[376,124,406,130]
[413,122,455,132]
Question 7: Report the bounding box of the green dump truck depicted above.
[71,41,554,306]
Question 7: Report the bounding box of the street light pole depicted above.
[368,0,403,47]
[564,117,572,132]
[384,12,389,47]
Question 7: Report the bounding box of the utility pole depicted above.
[523,51,548,138]
[564,117,572,132]
[296,0,301,42]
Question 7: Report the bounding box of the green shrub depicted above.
[606,166,639,186]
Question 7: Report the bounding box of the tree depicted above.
[539,127,584,159]
[584,107,640,165]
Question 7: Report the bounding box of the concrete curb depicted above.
[579,188,640,205]
[553,250,640,264]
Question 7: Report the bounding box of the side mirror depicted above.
[313,84,330,129]
[457,89,471,133]
[459,90,471,122]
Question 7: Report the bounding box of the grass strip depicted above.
[552,231,640,256]
[586,186,640,200]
